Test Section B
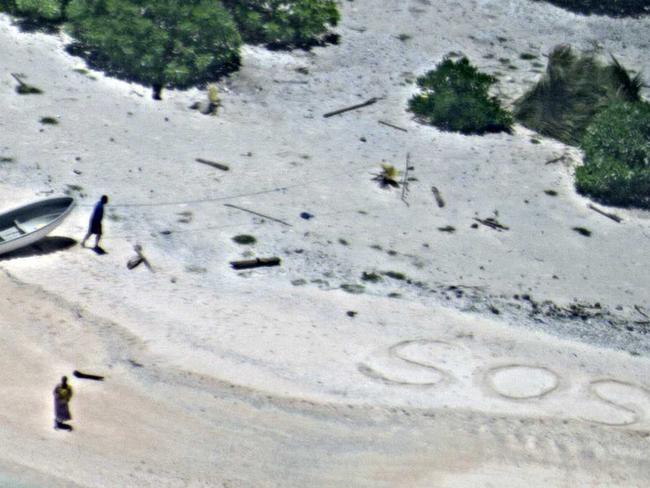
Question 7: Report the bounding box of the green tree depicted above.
[408,57,513,135]
[66,0,242,99]
[222,0,339,46]
[514,46,642,145]
[0,0,67,23]
[576,102,650,208]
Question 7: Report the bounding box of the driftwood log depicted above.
[73,370,105,381]
[474,217,509,231]
[323,97,381,118]
[378,120,408,132]
[431,186,445,208]
[230,257,281,270]
[195,158,229,171]
[587,203,622,223]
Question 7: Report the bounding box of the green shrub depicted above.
[533,0,650,17]
[0,0,67,23]
[222,0,339,46]
[232,234,256,244]
[514,45,642,145]
[66,0,242,99]
[408,57,513,135]
[575,102,650,208]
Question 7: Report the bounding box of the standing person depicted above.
[53,376,73,431]
[81,195,109,250]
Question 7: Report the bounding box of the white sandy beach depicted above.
[1,0,649,486]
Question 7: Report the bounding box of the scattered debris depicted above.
[73,370,104,381]
[224,203,292,227]
[587,203,622,223]
[545,154,566,165]
[361,271,382,282]
[195,157,229,171]
[341,283,365,294]
[572,226,592,237]
[189,84,220,114]
[400,153,412,206]
[382,271,406,280]
[273,79,309,84]
[230,257,281,270]
[372,163,400,188]
[431,186,445,208]
[438,225,456,233]
[127,244,153,271]
[473,217,509,231]
[232,234,256,245]
[634,305,649,320]
[176,210,192,224]
[378,120,408,132]
[323,97,382,118]
[11,73,42,95]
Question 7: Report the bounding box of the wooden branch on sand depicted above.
[474,217,509,231]
[378,120,408,132]
[587,203,622,223]
[323,97,381,118]
[545,154,565,165]
[634,305,649,320]
[400,153,411,206]
[431,186,445,208]
[230,257,281,270]
[224,203,292,227]
[127,244,154,271]
[73,370,104,381]
[195,158,230,172]
[10,73,27,87]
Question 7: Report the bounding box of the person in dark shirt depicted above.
[53,376,73,430]
[81,195,108,249]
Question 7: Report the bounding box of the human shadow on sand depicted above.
[0,236,77,260]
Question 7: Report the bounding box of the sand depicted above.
[1,0,649,486]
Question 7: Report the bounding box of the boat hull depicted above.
[0,197,75,256]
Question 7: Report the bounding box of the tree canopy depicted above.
[0,0,341,98]
[66,0,242,98]
[221,0,339,46]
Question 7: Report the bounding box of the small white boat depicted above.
[0,197,75,255]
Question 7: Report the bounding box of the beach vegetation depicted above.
[1,0,341,99]
[66,0,242,100]
[341,283,365,294]
[361,271,382,282]
[232,234,257,245]
[0,0,67,25]
[16,82,43,94]
[382,271,406,280]
[221,0,339,47]
[533,0,650,17]
[372,163,400,188]
[408,57,513,135]
[575,101,650,208]
[514,45,643,145]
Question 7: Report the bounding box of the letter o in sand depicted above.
[487,365,559,400]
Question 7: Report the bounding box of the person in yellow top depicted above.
[53,376,73,430]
